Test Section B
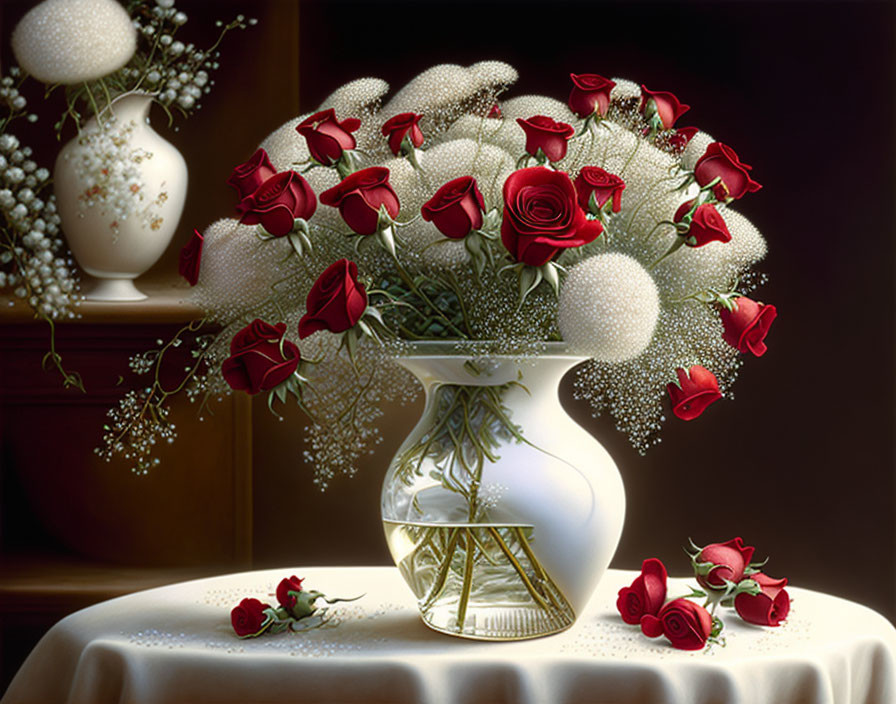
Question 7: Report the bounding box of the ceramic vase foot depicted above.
[85,277,147,302]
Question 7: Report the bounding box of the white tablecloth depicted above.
[3,567,895,704]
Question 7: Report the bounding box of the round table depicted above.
[2,567,894,704]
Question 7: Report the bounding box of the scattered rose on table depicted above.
[231,576,363,638]
[616,558,667,625]
[617,538,788,651]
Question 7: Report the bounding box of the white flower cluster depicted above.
[11,0,137,84]
[129,0,254,114]
[0,99,80,320]
[183,60,771,472]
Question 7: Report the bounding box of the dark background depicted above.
[290,0,896,622]
[1,0,894,629]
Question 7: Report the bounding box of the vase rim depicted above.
[391,340,584,360]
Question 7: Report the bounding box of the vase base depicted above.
[421,606,574,641]
[384,520,577,640]
[84,277,147,302]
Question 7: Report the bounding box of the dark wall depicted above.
[2,0,893,622]
[289,0,896,620]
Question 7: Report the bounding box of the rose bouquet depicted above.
[99,61,775,484]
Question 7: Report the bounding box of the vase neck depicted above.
[398,354,584,394]
[88,92,154,131]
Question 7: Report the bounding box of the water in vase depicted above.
[383,519,575,640]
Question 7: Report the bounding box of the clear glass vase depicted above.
[381,344,625,640]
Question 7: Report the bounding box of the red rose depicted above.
[221,320,300,395]
[674,200,731,247]
[420,176,485,239]
[639,85,690,129]
[516,116,575,163]
[178,228,203,286]
[668,126,698,151]
[231,597,272,638]
[616,558,667,625]
[381,112,424,156]
[666,365,722,420]
[501,167,603,266]
[735,573,790,626]
[237,171,317,237]
[487,103,502,119]
[298,259,368,339]
[296,108,361,166]
[568,73,616,118]
[694,142,762,201]
[721,297,777,357]
[641,598,713,650]
[574,167,626,213]
[276,575,305,611]
[319,167,401,236]
[695,537,755,591]
[226,148,276,200]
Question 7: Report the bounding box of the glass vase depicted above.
[381,344,625,640]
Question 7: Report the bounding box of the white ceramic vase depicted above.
[381,344,625,640]
[54,92,188,301]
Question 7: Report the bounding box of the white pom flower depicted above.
[559,253,660,362]
[610,78,641,102]
[680,130,714,170]
[12,0,137,84]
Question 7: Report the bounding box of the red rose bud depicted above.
[221,320,301,395]
[616,558,667,625]
[487,103,502,119]
[674,200,731,247]
[178,228,203,286]
[227,148,276,200]
[238,171,317,237]
[319,167,400,236]
[734,573,790,626]
[668,126,698,151]
[666,365,721,420]
[721,297,777,357]
[296,108,361,166]
[694,537,755,590]
[501,167,602,266]
[640,598,713,650]
[231,597,272,638]
[276,575,305,611]
[516,116,575,163]
[298,259,368,339]
[694,142,762,201]
[568,73,616,118]
[639,85,690,130]
[574,167,626,214]
[421,176,485,239]
[381,112,424,156]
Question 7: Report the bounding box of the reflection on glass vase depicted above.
[54,92,188,302]
[381,344,625,640]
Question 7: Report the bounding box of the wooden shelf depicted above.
[0,277,203,325]
[0,553,221,615]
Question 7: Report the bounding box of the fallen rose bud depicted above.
[734,572,790,626]
[693,537,756,591]
[231,597,272,638]
[641,598,713,650]
[616,558,667,625]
